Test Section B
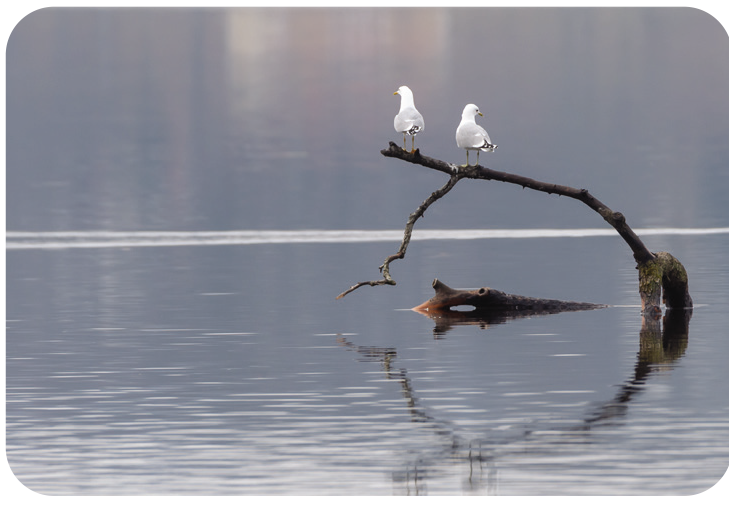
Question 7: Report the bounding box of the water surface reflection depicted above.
[338,307,694,494]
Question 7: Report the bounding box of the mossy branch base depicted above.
[638,251,693,316]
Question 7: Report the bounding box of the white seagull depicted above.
[456,103,497,166]
[393,85,424,153]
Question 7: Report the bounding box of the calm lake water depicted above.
[5,8,729,496]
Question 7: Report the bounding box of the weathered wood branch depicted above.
[381,142,655,264]
[336,167,462,299]
[337,143,693,314]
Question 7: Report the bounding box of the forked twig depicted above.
[336,166,461,299]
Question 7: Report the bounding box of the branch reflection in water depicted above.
[337,336,498,494]
[337,308,691,494]
[583,308,691,427]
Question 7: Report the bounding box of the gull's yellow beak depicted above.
[394,91,399,95]
[478,111,484,117]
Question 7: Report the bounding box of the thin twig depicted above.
[336,164,462,300]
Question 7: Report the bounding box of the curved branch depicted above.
[381,142,655,264]
[338,143,691,312]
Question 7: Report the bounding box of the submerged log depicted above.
[412,279,606,338]
[413,279,606,313]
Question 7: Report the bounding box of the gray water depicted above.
[5,8,729,496]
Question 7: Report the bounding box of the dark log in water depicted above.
[412,279,606,313]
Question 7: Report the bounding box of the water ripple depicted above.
[6,227,729,249]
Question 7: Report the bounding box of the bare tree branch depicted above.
[381,142,655,264]
[338,142,691,313]
[336,167,462,299]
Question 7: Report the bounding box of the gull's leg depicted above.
[403,134,407,151]
[476,150,480,166]
[462,150,470,167]
[410,135,416,154]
